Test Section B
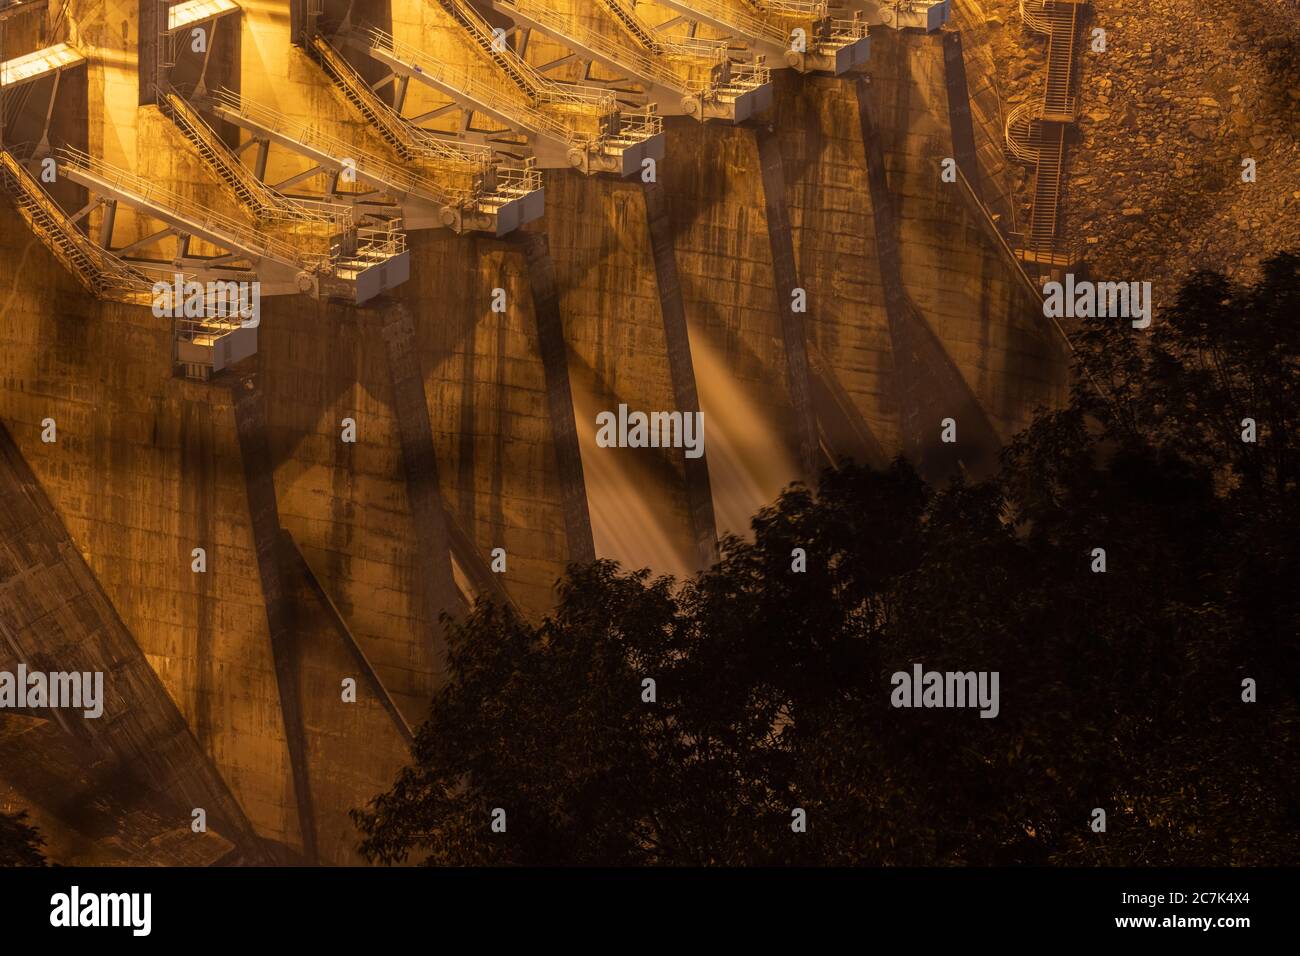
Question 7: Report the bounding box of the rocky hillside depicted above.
[964,0,1300,297]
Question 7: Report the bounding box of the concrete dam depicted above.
[0,0,1071,864]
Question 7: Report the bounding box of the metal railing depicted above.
[1003,100,1040,164]
[175,314,250,341]
[336,216,407,265]
[203,87,471,208]
[433,0,620,108]
[367,27,593,143]
[55,146,314,269]
[761,0,827,15]
[597,0,667,52]
[417,5,620,111]
[660,33,730,58]
[724,59,771,90]
[308,33,495,172]
[822,15,871,43]
[1019,0,1052,34]
[500,0,715,95]
[492,159,544,197]
[662,0,792,43]
[0,148,158,302]
[160,87,344,226]
[599,0,734,61]
[660,0,867,48]
[614,105,664,142]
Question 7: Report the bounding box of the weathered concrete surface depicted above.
[231,370,320,863]
[643,178,719,569]
[866,29,1068,450]
[0,230,303,853]
[540,171,702,576]
[659,118,807,538]
[0,417,265,859]
[257,294,438,730]
[400,230,574,615]
[256,249,574,720]
[282,532,412,866]
[0,1,1072,866]
[379,300,464,664]
[947,2,1022,229]
[0,713,238,866]
[774,32,1070,478]
[0,229,421,863]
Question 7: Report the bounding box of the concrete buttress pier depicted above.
[0,0,1071,864]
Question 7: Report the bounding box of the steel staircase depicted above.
[494,0,769,120]
[0,149,157,304]
[1040,1,1080,119]
[2,147,260,378]
[1011,0,1088,268]
[164,87,420,292]
[499,0,689,93]
[362,27,588,139]
[651,0,870,74]
[310,30,498,169]
[160,88,341,225]
[55,145,314,284]
[432,0,547,98]
[1028,123,1065,247]
[55,145,410,302]
[201,88,465,218]
[306,33,542,232]
[363,26,662,175]
[598,0,668,55]
[308,32,431,162]
[603,1,733,62]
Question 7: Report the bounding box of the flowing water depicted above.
[688,328,801,541]
[570,369,696,579]
[568,327,802,578]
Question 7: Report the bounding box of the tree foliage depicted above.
[354,253,1300,865]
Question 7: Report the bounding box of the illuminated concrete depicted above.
[0,0,1071,864]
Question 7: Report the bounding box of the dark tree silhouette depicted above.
[354,253,1300,866]
[0,810,47,867]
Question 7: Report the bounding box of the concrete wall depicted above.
[0,202,298,851]
[660,119,807,537]
[0,1,1071,864]
[403,231,571,616]
[541,171,698,576]
[862,28,1068,443]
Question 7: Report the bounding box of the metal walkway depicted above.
[1004,0,1086,268]
[642,0,871,75]
[160,88,344,226]
[3,147,258,378]
[0,148,159,304]
[197,86,502,234]
[55,145,327,295]
[356,24,664,175]
[491,0,772,121]
[306,33,544,231]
